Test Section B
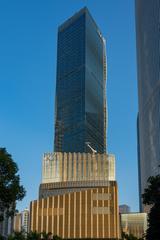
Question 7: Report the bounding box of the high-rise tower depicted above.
[54,7,107,153]
[30,8,120,239]
[135,0,160,211]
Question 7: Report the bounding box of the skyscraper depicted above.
[30,8,120,239]
[54,7,107,153]
[135,0,160,211]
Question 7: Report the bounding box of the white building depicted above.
[121,212,147,238]
[13,208,29,234]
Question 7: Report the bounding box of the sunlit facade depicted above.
[31,183,120,239]
[135,0,160,211]
[121,213,147,238]
[54,7,107,153]
[39,152,115,199]
[42,152,115,184]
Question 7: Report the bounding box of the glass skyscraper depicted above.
[135,0,160,211]
[54,7,107,153]
[30,8,120,239]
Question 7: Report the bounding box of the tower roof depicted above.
[58,7,103,39]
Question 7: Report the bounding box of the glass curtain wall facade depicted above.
[54,8,107,153]
[135,0,160,211]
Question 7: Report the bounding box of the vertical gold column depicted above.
[46,197,49,233]
[68,153,72,181]
[113,184,119,238]
[48,197,52,233]
[116,185,120,238]
[61,153,64,181]
[68,194,70,238]
[91,189,93,238]
[62,194,65,238]
[57,195,60,236]
[113,185,116,238]
[74,191,76,238]
[97,188,99,238]
[36,201,38,230]
[85,190,87,238]
[52,197,54,235]
[73,153,76,181]
[93,154,97,180]
[88,154,91,180]
[41,199,44,233]
[104,156,108,179]
[66,153,69,181]
[102,188,104,238]
[108,186,110,238]
[79,190,81,238]
[81,191,85,238]
[53,156,56,182]
[98,154,101,180]
[83,153,86,180]
[59,153,62,182]
[64,153,67,181]
[78,153,81,181]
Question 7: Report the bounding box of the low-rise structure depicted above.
[31,182,120,239]
[30,152,120,239]
[13,209,29,234]
[121,212,147,238]
[119,204,131,214]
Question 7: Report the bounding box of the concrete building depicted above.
[121,213,147,239]
[135,0,160,211]
[13,213,21,232]
[21,209,29,233]
[13,209,29,234]
[119,204,131,214]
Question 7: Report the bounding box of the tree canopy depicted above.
[0,148,26,221]
[142,174,160,240]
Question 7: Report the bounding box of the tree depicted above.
[142,174,160,240]
[0,148,26,221]
[0,235,5,240]
[41,231,52,240]
[27,231,41,240]
[52,235,62,240]
[8,231,25,240]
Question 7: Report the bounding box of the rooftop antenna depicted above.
[85,142,97,154]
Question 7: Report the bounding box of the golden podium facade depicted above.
[30,153,120,239]
[30,184,119,239]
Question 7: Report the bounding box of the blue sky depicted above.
[0,0,139,211]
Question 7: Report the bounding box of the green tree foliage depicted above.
[0,234,5,240]
[41,231,52,240]
[27,231,41,240]
[6,230,63,240]
[8,231,25,240]
[0,148,26,221]
[52,235,62,240]
[142,175,160,240]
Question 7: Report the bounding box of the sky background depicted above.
[0,0,138,211]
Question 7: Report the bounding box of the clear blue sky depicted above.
[0,0,138,211]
